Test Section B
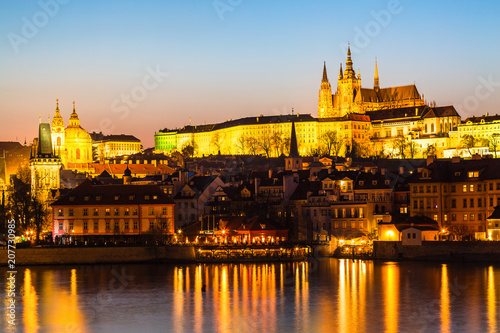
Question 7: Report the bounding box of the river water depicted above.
[1,259,499,333]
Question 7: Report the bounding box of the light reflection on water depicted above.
[1,259,499,333]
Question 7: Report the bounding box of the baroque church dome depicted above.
[63,102,92,164]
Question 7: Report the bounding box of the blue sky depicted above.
[1,0,499,147]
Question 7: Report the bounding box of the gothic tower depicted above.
[318,62,334,118]
[51,99,65,156]
[335,44,362,116]
[30,122,62,202]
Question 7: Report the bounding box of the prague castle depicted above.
[155,46,460,158]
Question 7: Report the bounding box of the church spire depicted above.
[322,61,328,83]
[69,101,80,127]
[374,58,380,90]
[289,120,299,157]
[339,63,343,80]
[344,43,356,78]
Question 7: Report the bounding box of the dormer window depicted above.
[153,195,158,200]
[69,196,75,202]
[385,180,390,185]
[468,171,479,178]
[96,196,101,201]
[84,196,89,201]
[145,195,150,200]
[372,180,377,185]
[114,195,119,200]
[129,195,135,200]
[455,172,460,176]
[359,181,364,186]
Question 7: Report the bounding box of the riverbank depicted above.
[373,240,500,261]
[1,245,310,266]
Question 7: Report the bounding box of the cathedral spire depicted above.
[374,58,380,90]
[339,63,343,80]
[72,101,76,113]
[322,61,328,83]
[344,43,356,78]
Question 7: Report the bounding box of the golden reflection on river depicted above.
[488,265,497,333]
[2,260,499,332]
[440,264,450,333]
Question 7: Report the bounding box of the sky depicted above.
[1,0,500,148]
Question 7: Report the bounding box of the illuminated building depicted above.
[51,179,175,242]
[50,100,93,170]
[30,122,62,202]
[447,114,500,158]
[90,132,142,161]
[155,47,460,158]
[408,156,500,239]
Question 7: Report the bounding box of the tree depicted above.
[352,141,370,158]
[489,134,500,158]
[246,137,258,155]
[211,132,222,155]
[425,144,436,158]
[460,134,476,157]
[320,130,344,157]
[181,138,197,158]
[320,130,343,157]
[6,165,48,243]
[235,134,246,155]
[393,135,408,159]
[448,224,474,241]
[407,139,419,158]
[271,132,283,157]
[282,136,291,156]
[257,132,273,158]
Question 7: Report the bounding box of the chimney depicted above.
[268,169,272,178]
[426,155,435,166]
[451,156,461,164]
[381,168,386,176]
[472,154,481,160]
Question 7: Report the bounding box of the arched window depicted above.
[431,123,434,133]
[425,124,428,133]
[57,137,61,146]
[76,148,80,160]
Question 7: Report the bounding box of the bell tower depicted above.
[318,62,334,118]
[335,44,362,116]
[51,99,65,156]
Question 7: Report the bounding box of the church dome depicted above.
[64,102,93,164]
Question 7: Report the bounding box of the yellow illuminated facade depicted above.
[50,100,93,170]
[155,48,460,158]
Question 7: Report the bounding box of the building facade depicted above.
[51,180,175,242]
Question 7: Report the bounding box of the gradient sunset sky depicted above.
[1,0,499,148]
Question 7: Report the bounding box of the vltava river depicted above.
[1,259,499,333]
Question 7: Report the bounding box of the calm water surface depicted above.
[1,259,499,333]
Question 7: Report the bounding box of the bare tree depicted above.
[271,132,283,157]
[425,144,436,158]
[448,224,474,241]
[320,130,343,157]
[246,137,258,155]
[257,132,273,158]
[460,134,475,156]
[393,135,408,159]
[407,138,419,158]
[211,132,222,155]
[235,134,246,155]
[489,134,500,158]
